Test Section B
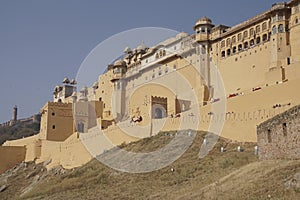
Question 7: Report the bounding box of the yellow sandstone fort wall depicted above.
[0,146,26,174]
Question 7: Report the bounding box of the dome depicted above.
[80,86,88,92]
[62,77,70,84]
[54,85,61,92]
[124,46,131,54]
[70,79,77,85]
[194,16,213,29]
[114,59,125,66]
[92,82,98,88]
[137,42,147,51]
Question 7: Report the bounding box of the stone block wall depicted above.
[257,105,300,160]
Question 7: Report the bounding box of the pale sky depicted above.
[0,0,278,123]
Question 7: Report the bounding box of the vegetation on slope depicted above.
[0,131,299,200]
[0,122,40,145]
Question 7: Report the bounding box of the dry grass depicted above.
[1,131,299,199]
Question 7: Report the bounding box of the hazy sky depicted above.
[0,0,277,123]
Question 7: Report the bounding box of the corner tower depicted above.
[269,3,291,70]
[194,17,214,104]
[289,0,300,63]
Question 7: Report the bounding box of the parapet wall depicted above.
[257,104,300,160]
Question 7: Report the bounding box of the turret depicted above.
[269,3,291,70]
[110,60,127,82]
[194,16,214,42]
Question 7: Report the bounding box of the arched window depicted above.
[272,25,277,34]
[256,25,261,33]
[232,46,237,54]
[244,31,248,38]
[232,36,236,44]
[296,17,299,24]
[262,22,267,31]
[238,33,242,42]
[263,34,268,42]
[250,39,254,47]
[250,28,254,36]
[154,108,163,119]
[278,24,284,33]
[221,51,225,58]
[221,40,225,48]
[244,42,249,49]
[226,38,231,47]
[77,122,84,133]
[227,49,231,56]
[256,36,261,44]
[238,44,243,51]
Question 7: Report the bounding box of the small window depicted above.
[256,25,261,33]
[52,125,56,129]
[158,71,162,76]
[52,112,55,116]
[262,22,267,31]
[99,97,102,101]
[267,129,272,143]
[221,51,225,58]
[278,12,284,20]
[256,37,261,44]
[250,28,254,36]
[173,64,177,69]
[263,34,268,42]
[283,123,287,136]
[244,42,249,49]
[287,57,291,65]
[238,44,243,51]
[232,46,237,54]
[244,30,248,38]
[295,17,299,24]
[226,38,231,47]
[272,25,277,34]
[278,24,284,33]
[165,68,168,74]
[227,49,231,56]
[238,33,242,41]
[250,39,254,47]
[232,36,236,44]
[221,40,225,48]
[152,74,155,79]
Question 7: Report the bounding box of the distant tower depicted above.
[12,105,17,121]
[9,105,18,126]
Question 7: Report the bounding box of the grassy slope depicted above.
[0,131,299,200]
[0,122,40,145]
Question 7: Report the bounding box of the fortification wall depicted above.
[257,104,300,160]
[0,146,26,174]
[36,132,92,169]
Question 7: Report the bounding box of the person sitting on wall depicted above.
[131,115,143,123]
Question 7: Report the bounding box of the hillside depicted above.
[0,122,40,145]
[0,131,299,200]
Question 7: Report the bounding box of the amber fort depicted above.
[1,0,300,172]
